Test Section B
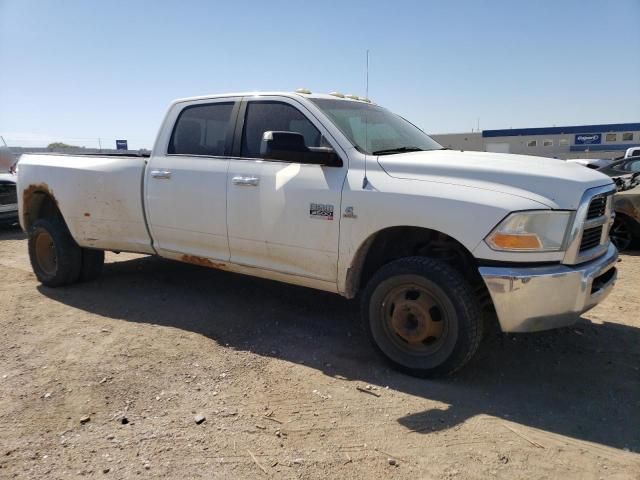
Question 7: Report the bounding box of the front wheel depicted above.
[361,257,483,377]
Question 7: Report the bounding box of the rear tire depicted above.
[361,256,482,377]
[80,249,104,282]
[28,218,82,287]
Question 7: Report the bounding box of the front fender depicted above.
[336,169,548,295]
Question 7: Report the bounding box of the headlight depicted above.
[486,211,573,252]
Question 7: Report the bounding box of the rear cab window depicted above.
[169,102,235,156]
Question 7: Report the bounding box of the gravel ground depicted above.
[0,226,638,479]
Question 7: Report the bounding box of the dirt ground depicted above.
[0,226,638,479]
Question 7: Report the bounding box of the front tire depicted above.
[28,218,82,287]
[361,257,482,377]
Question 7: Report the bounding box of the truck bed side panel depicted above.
[18,154,154,254]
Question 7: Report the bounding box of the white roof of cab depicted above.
[171,91,369,106]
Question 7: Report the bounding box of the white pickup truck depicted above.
[17,91,619,376]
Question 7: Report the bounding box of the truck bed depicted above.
[23,152,151,158]
[17,153,155,254]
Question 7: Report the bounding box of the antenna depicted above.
[362,49,370,189]
[366,49,369,100]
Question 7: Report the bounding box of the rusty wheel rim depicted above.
[381,284,448,355]
[35,230,57,276]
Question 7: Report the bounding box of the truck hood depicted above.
[377,150,614,209]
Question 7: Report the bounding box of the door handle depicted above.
[151,170,172,179]
[232,175,259,186]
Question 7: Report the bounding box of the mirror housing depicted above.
[260,131,343,167]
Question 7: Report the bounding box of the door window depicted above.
[169,102,235,156]
[241,101,322,158]
[623,160,640,172]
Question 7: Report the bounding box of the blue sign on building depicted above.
[574,133,601,145]
[116,139,128,150]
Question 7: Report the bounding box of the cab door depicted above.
[226,97,347,281]
[145,99,239,261]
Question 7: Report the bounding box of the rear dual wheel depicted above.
[361,257,483,377]
[28,218,104,287]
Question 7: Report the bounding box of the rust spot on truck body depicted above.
[23,182,58,209]
[180,255,226,270]
[22,182,60,229]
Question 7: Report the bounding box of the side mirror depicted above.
[260,131,343,167]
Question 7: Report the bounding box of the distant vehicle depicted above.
[624,146,640,159]
[597,156,640,250]
[16,90,619,376]
[0,171,18,227]
[598,156,640,177]
[0,143,18,226]
[567,158,615,170]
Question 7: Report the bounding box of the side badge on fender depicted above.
[343,206,357,219]
[310,203,334,220]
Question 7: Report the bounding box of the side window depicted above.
[626,160,640,172]
[241,101,322,158]
[169,102,234,156]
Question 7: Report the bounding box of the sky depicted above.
[1,0,639,150]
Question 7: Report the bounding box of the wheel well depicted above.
[23,190,63,231]
[346,226,493,314]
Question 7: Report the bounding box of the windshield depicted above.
[310,98,442,155]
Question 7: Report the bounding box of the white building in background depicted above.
[432,123,640,160]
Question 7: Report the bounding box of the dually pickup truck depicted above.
[18,91,619,376]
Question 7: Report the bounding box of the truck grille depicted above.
[564,186,616,265]
[586,196,606,220]
[0,182,17,206]
[580,225,603,252]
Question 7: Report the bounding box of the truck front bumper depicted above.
[479,243,618,333]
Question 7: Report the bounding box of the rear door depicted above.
[226,97,347,281]
[145,98,239,261]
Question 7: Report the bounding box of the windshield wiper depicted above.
[372,146,424,156]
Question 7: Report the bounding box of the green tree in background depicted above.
[47,142,80,149]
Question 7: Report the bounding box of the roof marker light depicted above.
[295,88,312,94]
[345,94,359,100]
[329,92,345,98]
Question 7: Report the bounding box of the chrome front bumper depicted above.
[479,243,618,332]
